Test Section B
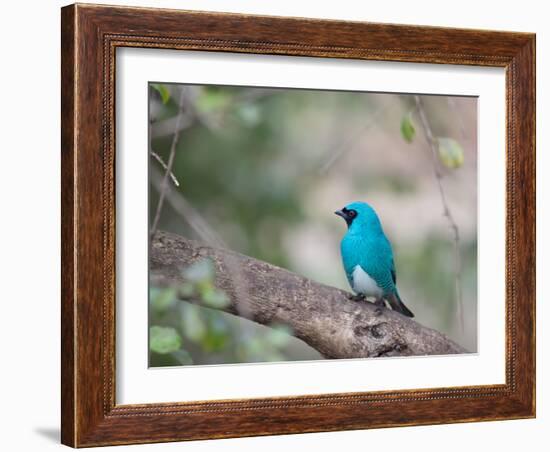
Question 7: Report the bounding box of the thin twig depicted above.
[150,88,187,238]
[414,96,464,333]
[150,165,253,319]
[150,166,223,247]
[150,150,180,187]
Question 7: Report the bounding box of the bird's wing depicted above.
[348,241,391,293]
[366,235,396,293]
[391,258,397,285]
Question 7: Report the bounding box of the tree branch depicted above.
[151,230,467,359]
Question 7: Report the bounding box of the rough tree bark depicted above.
[151,230,467,358]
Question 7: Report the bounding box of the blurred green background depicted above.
[148,83,477,367]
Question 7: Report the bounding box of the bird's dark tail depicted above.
[386,292,414,318]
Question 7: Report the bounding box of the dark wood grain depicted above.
[61,3,536,447]
[60,5,75,446]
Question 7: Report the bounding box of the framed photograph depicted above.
[61,3,535,447]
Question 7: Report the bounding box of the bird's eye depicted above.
[348,210,357,219]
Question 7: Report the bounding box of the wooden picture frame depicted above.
[61,3,535,447]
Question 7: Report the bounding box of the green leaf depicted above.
[202,314,230,351]
[181,304,206,342]
[151,83,171,104]
[201,287,230,309]
[437,137,464,168]
[149,287,177,313]
[400,112,416,143]
[150,326,182,354]
[179,282,195,298]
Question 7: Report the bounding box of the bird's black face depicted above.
[334,207,358,226]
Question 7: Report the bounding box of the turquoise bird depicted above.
[335,201,414,317]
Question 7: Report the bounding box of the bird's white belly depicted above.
[352,265,383,298]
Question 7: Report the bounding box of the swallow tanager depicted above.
[335,201,414,317]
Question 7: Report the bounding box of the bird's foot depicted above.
[373,298,386,307]
[347,293,366,302]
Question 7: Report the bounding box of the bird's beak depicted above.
[334,209,346,219]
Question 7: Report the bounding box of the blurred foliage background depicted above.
[148,83,477,367]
